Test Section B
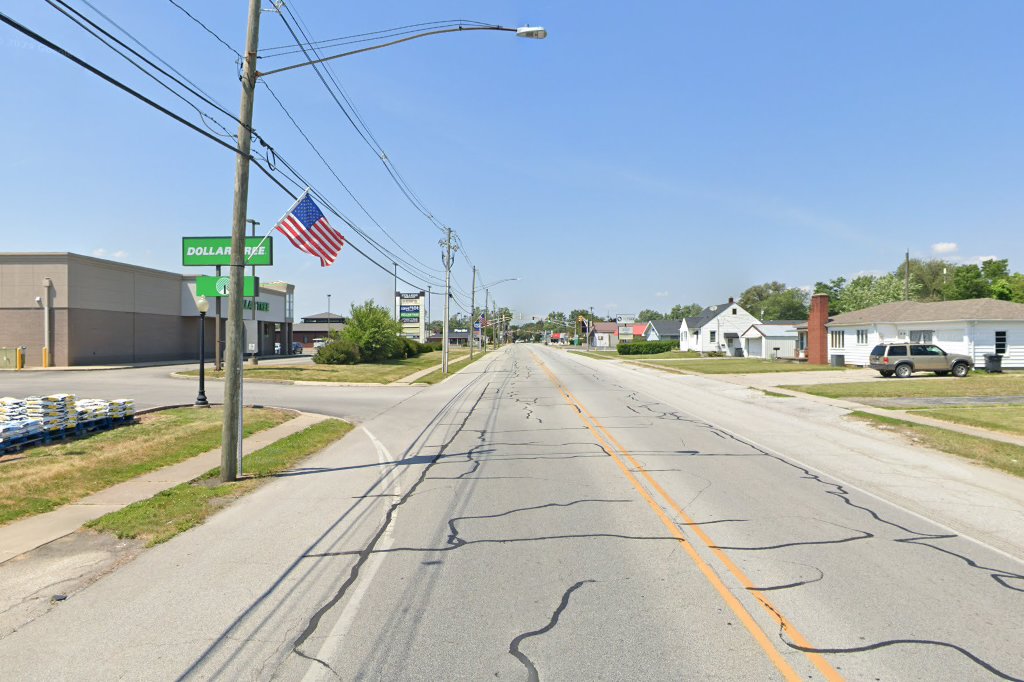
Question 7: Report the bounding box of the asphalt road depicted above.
[1,345,1022,680]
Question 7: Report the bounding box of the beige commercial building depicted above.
[0,253,294,367]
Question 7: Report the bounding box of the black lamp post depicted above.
[195,296,210,407]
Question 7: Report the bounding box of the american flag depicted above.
[274,192,345,266]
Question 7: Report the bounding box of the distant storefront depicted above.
[0,252,294,367]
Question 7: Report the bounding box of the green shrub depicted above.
[617,341,677,355]
[402,337,422,357]
[417,341,434,354]
[314,338,361,365]
[339,300,402,362]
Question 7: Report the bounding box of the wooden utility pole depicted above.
[439,228,457,374]
[469,266,477,359]
[222,0,262,483]
[904,249,910,301]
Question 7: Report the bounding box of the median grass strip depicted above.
[849,411,1024,479]
[0,407,293,526]
[87,418,352,546]
[416,350,489,384]
[908,405,1024,438]
[785,372,1024,400]
[182,350,468,384]
[632,358,845,374]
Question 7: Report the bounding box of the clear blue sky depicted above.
[3,2,1022,321]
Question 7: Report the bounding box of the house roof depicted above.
[685,302,744,329]
[829,299,1024,325]
[591,321,618,333]
[631,324,647,336]
[301,312,346,323]
[742,323,799,339]
[648,319,684,336]
[292,322,343,333]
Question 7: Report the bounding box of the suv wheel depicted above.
[879,370,894,377]
[952,362,969,378]
[894,363,913,378]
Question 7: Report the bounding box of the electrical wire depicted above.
[0,9,292,196]
[59,1,474,300]
[259,20,499,58]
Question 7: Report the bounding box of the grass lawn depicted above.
[88,419,352,546]
[416,350,489,384]
[0,407,293,526]
[632,358,845,374]
[786,372,1024,400]
[184,350,468,384]
[567,350,617,360]
[849,411,1024,479]
[909,405,1024,437]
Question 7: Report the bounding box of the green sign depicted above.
[182,237,273,266]
[196,275,258,298]
[243,299,270,313]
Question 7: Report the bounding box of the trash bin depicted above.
[984,354,1003,373]
[830,354,845,367]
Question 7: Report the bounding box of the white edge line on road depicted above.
[300,426,402,681]
[555,346,1024,569]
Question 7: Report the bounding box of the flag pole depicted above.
[245,188,309,264]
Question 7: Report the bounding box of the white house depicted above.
[680,298,761,355]
[825,298,1024,368]
[741,322,801,359]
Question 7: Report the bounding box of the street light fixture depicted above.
[220,8,547,482]
[195,296,210,408]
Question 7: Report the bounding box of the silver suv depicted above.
[869,343,973,378]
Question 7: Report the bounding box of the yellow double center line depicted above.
[532,352,843,682]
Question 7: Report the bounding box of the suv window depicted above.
[870,345,886,356]
[887,345,907,357]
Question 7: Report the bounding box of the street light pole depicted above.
[195,297,210,407]
[221,0,262,483]
[327,293,332,336]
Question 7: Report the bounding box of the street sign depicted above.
[196,275,258,298]
[182,237,273,266]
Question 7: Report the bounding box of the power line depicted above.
[155,0,450,288]
[0,9,292,195]
[259,20,498,58]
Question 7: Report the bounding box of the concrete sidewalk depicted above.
[0,411,329,564]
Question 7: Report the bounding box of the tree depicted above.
[895,258,950,302]
[340,299,402,362]
[995,273,1024,303]
[836,274,915,313]
[739,281,808,320]
[739,282,788,313]
[637,309,664,323]
[943,264,990,300]
[669,303,702,319]
[759,288,809,321]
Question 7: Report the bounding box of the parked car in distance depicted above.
[869,343,973,378]
[291,341,303,354]
[312,337,327,349]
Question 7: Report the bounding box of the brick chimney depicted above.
[728,296,734,304]
[807,294,829,365]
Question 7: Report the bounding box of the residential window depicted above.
[732,308,737,315]
[909,330,934,343]
[856,329,869,345]
[709,331,716,343]
[996,331,1007,355]
[830,330,845,349]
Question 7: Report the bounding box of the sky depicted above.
[2,2,1022,322]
